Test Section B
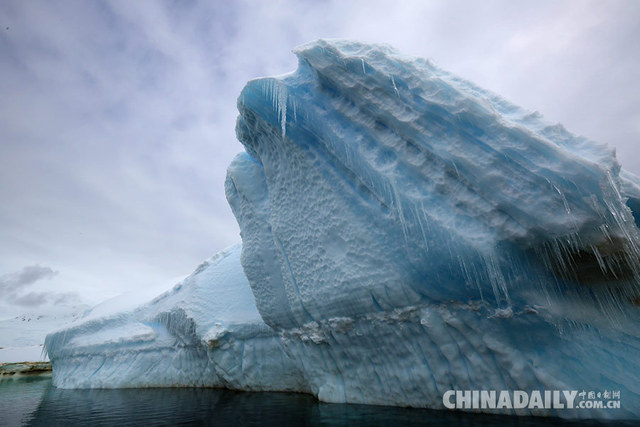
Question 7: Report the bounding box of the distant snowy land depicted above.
[0,313,82,363]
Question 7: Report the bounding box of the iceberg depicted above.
[45,245,306,391]
[46,40,640,419]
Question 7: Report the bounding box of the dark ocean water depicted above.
[0,376,634,427]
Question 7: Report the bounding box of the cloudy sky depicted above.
[1,0,639,318]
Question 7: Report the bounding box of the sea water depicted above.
[0,376,633,426]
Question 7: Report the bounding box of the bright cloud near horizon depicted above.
[1,0,639,318]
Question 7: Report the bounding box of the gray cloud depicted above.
[13,291,50,307]
[0,265,84,311]
[0,265,58,293]
[13,290,81,308]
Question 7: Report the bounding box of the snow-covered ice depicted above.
[45,244,306,390]
[46,40,640,419]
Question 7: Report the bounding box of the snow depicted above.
[46,39,640,419]
[0,312,86,363]
[45,244,306,391]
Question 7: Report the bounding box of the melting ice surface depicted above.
[46,40,640,419]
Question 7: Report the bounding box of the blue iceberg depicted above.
[46,40,640,419]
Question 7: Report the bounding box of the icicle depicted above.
[391,75,400,97]
[415,203,430,252]
[451,160,460,177]
[552,184,571,215]
[589,244,608,275]
[277,85,288,139]
[292,97,297,122]
[389,178,409,245]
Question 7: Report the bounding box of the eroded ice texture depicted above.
[225,39,640,418]
[44,245,306,391]
[46,40,640,419]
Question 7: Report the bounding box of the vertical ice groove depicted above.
[274,233,313,322]
[481,251,511,306]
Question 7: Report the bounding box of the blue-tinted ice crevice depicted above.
[46,40,640,419]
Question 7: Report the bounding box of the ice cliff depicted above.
[46,40,640,419]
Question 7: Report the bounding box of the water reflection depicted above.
[0,377,635,426]
[0,375,51,427]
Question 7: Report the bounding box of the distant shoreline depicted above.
[0,361,52,376]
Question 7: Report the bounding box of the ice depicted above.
[46,40,640,419]
[227,39,640,418]
[44,245,306,391]
[0,311,87,363]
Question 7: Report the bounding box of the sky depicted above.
[1,0,639,319]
